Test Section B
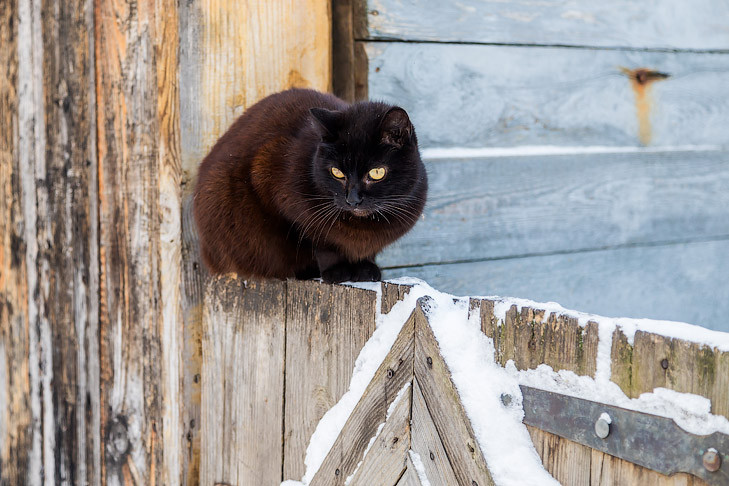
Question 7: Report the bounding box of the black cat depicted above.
[194,88,428,283]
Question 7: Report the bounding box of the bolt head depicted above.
[703,449,721,472]
[595,417,611,439]
[500,393,513,406]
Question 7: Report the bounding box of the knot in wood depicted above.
[426,356,433,368]
[106,416,130,464]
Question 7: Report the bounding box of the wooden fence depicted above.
[201,276,729,485]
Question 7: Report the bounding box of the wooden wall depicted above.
[0,1,331,484]
[341,1,729,331]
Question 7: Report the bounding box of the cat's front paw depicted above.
[351,260,381,282]
[321,263,355,284]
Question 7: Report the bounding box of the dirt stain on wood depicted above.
[620,67,670,145]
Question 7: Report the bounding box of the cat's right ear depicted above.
[310,108,343,141]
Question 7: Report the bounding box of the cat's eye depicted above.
[331,167,345,179]
[368,167,386,181]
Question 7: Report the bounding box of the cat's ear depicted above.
[380,107,412,148]
[310,108,343,140]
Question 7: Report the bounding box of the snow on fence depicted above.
[200,276,729,486]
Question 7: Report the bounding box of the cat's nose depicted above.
[346,188,363,206]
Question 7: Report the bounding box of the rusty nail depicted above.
[595,414,611,439]
[335,468,340,476]
[426,357,433,368]
[661,359,669,370]
[430,451,435,460]
[387,368,394,379]
[500,393,512,406]
[703,449,721,472]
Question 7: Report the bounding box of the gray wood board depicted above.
[377,150,729,268]
[365,42,729,149]
[362,0,729,50]
[384,239,729,332]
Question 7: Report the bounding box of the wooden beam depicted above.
[310,307,415,485]
[346,383,411,485]
[413,304,494,486]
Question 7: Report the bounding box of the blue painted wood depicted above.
[377,149,729,268]
[366,42,729,149]
[363,0,729,50]
[383,239,729,332]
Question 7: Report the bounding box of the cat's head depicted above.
[309,102,426,222]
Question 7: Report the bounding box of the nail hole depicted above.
[430,451,435,460]
[426,357,433,368]
[661,359,669,370]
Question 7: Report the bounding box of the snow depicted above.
[408,450,432,486]
[599,412,612,425]
[421,144,723,160]
[282,278,729,485]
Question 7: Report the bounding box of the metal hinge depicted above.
[519,385,729,485]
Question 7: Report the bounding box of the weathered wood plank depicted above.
[95,0,183,482]
[410,377,459,486]
[526,425,591,485]
[381,281,412,315]
[199,277,286,486]
[413,304,494,486]
[40,0,100,484]
[385,239,729,333]
[477,299,599,376]
[347,383,410,485]
[612,331,729,421]
[395,460,422,486]
[0,0,33,482]
[366,42,729,149]
[284,280,379,480]
[310,308,415,486]
[361,0,729,50]
[590,446,707,486]
[178,0,332,180]
[379,150,729,268]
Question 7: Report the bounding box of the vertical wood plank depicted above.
[590,448,705,486]
[0,0,33,482]
[381,282,412,315]
[526,425,591,485]
[199,277,287,486]
[39,0,99,484]
[284,280,378,479]
[95,0,182,482]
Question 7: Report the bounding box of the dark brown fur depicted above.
[193,89,427,282]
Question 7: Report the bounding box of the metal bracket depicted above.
[519,385,729,485]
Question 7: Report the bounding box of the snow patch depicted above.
[408,450,432,486]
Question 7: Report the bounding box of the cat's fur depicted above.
[193,88,427,283]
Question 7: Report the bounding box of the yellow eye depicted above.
[331,167,345,179]
[368,167,386,180]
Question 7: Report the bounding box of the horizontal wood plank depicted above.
[366,42,729,149]
[361,0,729,50]
[379,150,729,268]
[385,239,729,332]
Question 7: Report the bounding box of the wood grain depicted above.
[477,299,599,376]
[199,277,287,486]
[361,0,729,50]
[178,0,332,180]
[395,459,423,486]
[95,0,183,482]
[527,425,591,485]
[379,150,729,269]
[410,378,459,486]
[366,42,729,149]
[385,239,729,333]
[0,0,33,482]
[284,280,379,480]
[413,304,494,486]
[381,281,412,315]
[310,308,415,486]
[347,384,410,485]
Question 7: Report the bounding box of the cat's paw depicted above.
[321,263,355,284]
[351,261,381,282]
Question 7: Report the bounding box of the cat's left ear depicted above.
[310,108,343,141]
[380,107,413,148]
